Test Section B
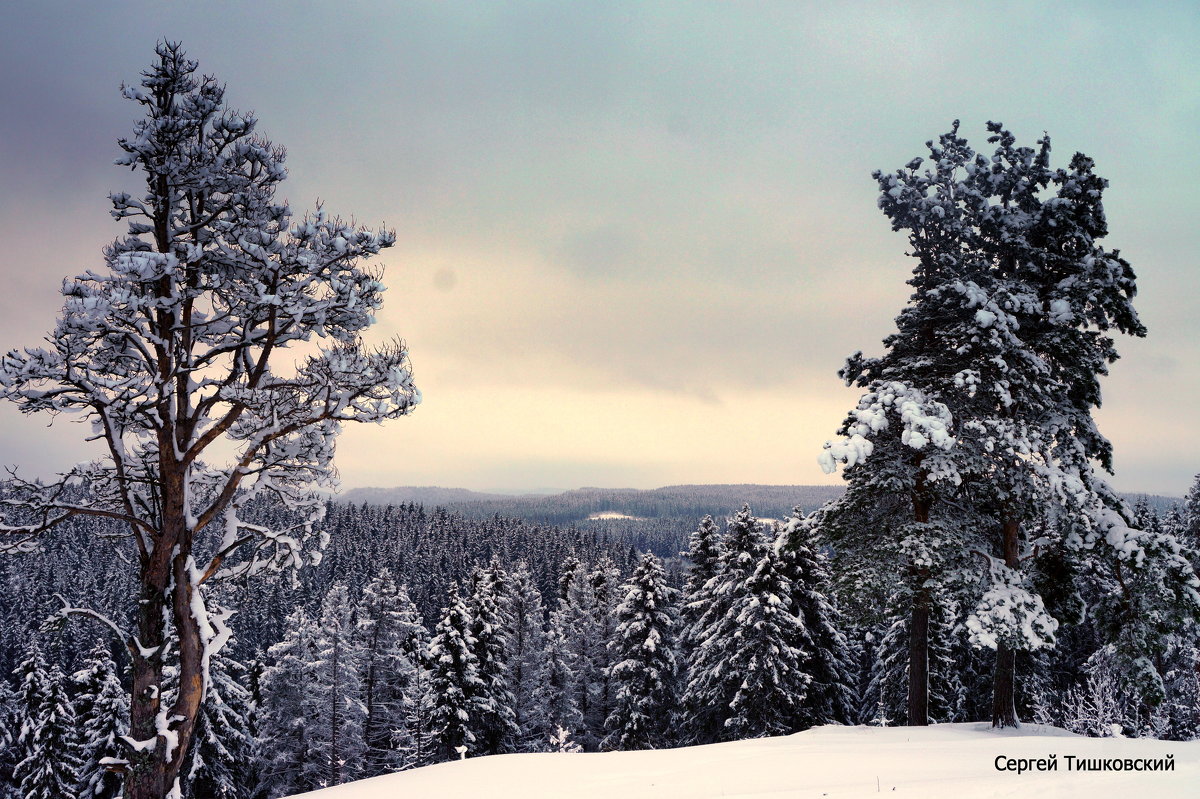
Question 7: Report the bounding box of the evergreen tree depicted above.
[257,608,319,798]
[506,563,547,751]
[777,511,856,726]
[683,505,773,743]
[425,583,485,763]
[0,43,417,799]
[305,583,365,787]
[13,652,79,799]
[0,678,17,798]
[466,563,519,756]
[555,559,603,750]
[1184,474,1200,557]
[723,551,809,740]
[357,571,425,776]
[72,645,128,799]
[814,120,1161,729]
[679,516,722,661]
[862,588,965,725]
[605,553,679,750]
[589,557,622,747]
[534,614,583,750]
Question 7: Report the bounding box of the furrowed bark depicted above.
[991,515,1021,728]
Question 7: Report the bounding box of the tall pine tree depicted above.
[71,645,128,799]
[605,553,679,750]
[13,651,79,799]
[425,583,485,763]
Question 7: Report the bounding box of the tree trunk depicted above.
[908,485,933,726]
[908,577,931,726]
[992,516,1021,728]
[126,451,207,799]
[992,644,1018,728]
[126,560,169,799]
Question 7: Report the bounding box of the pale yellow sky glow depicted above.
[0,2,1196,495]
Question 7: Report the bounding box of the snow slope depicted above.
[291,723,1198,798]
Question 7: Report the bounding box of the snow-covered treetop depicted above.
[820,120,1144,538]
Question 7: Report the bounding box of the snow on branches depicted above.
[0,41,419,798]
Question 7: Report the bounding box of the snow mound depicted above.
[291,723,1198,798]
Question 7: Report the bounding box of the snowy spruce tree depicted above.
[554,559,604,750]
[356,570,426,776]
[256,608,319,798]
[182,644,254,799]
[604,553,679,750]
[505,563,548,751]
[589,558,623,746]
[465,563,519,756]
[12,651,79,799]
[682,505,786,743]
[725,550,812,740]
[776,511,856,726]
[679,515,722,664]
[534,613,584,751]
[0,679,16,797]
[305,583,366,787]
[0,42,417,799]
[72,645,129,799]
[425,583,485,763]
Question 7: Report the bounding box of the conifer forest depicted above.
[1,26,1199,799]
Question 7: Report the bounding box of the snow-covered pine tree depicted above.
[13,652,79,799]
[466,563,519,756]
[776,511,855,727]
[679,516,722,663]
[356,570,425,776]
[72,645,128,799]
[810,125,982,727]
[305,583,365,787]
[816,120,1170,729]
[425,583,485,763]
[256,608,319,798]
[604,553,679,751]
[589,557,622,747]
[0,43,417,799]
[183,644,254,799]
[506,563,548,751]
[722,550,809,740]
[682,505,772,743]
[555,559,603,751]
[534,613,583,750]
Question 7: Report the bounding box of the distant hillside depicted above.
[340,484,846,526]
[338,483,1182,528]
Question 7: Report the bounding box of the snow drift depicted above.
[291,723,1198,798]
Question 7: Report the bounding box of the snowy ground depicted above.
[291,723,1198,798]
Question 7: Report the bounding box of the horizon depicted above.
[337,481,1190,501]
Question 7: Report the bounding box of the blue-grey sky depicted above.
[0,1,1196,495]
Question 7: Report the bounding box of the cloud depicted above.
[0,2,1197,494]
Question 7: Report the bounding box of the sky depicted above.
[0,1,1196,496]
